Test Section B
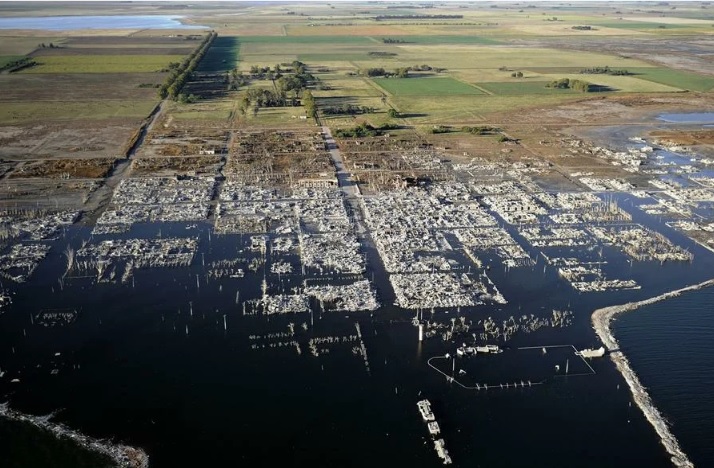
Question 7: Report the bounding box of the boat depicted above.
[576,346,606,358]
[427,421,440,436]
[475,344,502,354]
[417,400,435,421]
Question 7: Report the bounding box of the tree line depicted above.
[158,31,217,101]
[362,64,442,78]
[0,57,37,73]
[546,78,594,92]
[334,122,399,138]
[321,104,375,116]
[579,66,632,76]
[428,125,501,135]
[374,14,463,21]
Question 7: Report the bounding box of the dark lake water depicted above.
[1,206,713,467]
[614,286,714,467]
[0,15,206,30]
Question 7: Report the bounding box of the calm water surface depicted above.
[614,287,714,467]
[1,213,712,467]
[0,15,206,30]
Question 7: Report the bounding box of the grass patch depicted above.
[372,76,484,96]
[168,99,235,121]
[478,81,577,95]
[627,67,714,92]
[0,100,157,123]
[21,55,184,74]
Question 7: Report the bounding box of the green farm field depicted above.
[21,55,184,74]
[372,76,485,96]
[626,68,714,92]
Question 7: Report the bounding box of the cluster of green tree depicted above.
[427,124,502,136]
[158,31,217,100]
[461,125,500,135]
[302,90,317,119]
[138,83,161,88]
[387,108,400,118]
[374,14,463,21]
[572,25,595,30]
[392,67,411,78]
[382,38,409,44]
[545,78,593,92]
[227,69,250,91]
[239,89,286,114]
[579,66,631,76]
[430,125,452,134]
[411,64,442,72]
[0,57,37,73]
[511,71,524,78]
[249,65,278,80]
[322,104,375,116]
[363,65,440,79]
[364,67,387,77]
[38,42,58,48]
[178,93,198,103]
[238,61,317,115]
[334,122,399,138]
[368,51,398,57]
[249,61,311,80]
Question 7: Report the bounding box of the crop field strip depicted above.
[20,54,185,74]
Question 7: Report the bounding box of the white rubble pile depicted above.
[304,280,379,311]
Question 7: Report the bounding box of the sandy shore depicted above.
[0,402,149,468]
[592,278,714,468]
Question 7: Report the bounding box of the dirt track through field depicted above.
[80,100,166,224]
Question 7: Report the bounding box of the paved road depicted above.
[322,126,366,234]
[322,126,360,198]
